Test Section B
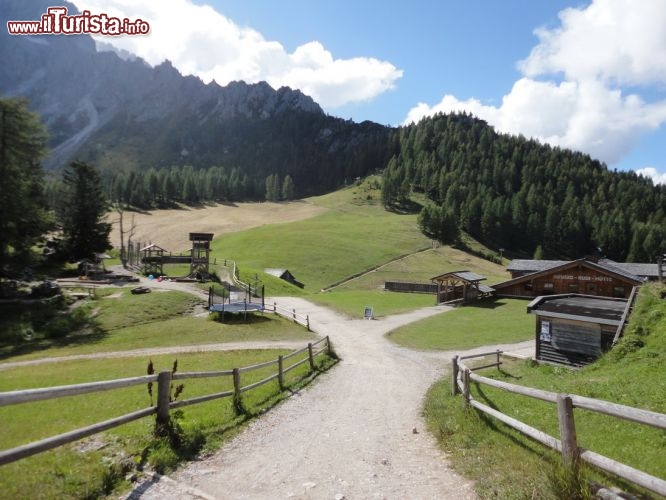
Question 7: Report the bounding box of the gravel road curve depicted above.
[124,297,534,500]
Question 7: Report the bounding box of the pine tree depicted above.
[282,175,295,201]
[0,97,50,268]
[58,161,111,261]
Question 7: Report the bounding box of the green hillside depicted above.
[212,177,507,316]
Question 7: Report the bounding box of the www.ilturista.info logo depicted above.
[7,6,150,36]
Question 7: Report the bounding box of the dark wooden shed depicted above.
[527,294,632,367]
[265,269,304,288]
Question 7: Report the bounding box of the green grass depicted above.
[0,348,336,499]
[209,177,509,316]
[388,298,534,350]
[211,179,431,293]
[424,283,666,498]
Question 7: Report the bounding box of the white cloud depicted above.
[519,0,666,86]
[69,0,402,108]
[404,0,666,180]
[636,167,666,185]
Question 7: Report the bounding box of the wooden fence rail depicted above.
[451,352,666,497]
[267,302,310,330]
[0,337,331,467]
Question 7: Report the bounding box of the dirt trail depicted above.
[126,297,533,499]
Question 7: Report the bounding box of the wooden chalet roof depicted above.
[507,259,569,272]
[527,294,629,325]
[431,271,487,283]
[265,268,289,278]
[140,243,167,252]
[494,258,644,290]
[507,258,658,280]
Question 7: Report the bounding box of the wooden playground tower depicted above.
[141,233,214,278]
[189,232,213,277]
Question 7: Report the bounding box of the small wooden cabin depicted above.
[527,294,631,367]
[265,269,304,288]
[431,271,494,304]
[494,259,643,299]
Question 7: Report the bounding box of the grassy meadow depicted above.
[387,298,534,350]
[0,348,334,499]
[211,177,509,317]
[424,283,666,498]
[0,281,332,498]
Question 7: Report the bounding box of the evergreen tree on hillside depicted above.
[58,161,111,261]
[282,175,295,201]
[0,97,50,269]
[385,112,666,261]
[265,173,281,201]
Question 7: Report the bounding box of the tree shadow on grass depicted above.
[0,317,108,362]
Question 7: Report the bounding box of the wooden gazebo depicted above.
[431,271,494,304]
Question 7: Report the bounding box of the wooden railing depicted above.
[0,337,332,466]
[451,353,666,496]
[266,302,310,330]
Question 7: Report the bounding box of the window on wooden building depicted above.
[613,286,625,298]
[587,284,596,294]
[568,283,579,293]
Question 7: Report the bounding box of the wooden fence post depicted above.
[232,368,243,415]
[156,371,172,426]
[293,309,297,322]
[306,315,310,331]
[451,356,459,396]
[278,355,284,390]
[557,394,579,469]
[308,343,315,371]
[462,368,471,410]
[326,336,332,356]
[496,350,501,370]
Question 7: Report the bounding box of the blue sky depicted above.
[71,0,666,183]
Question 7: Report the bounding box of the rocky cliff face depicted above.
[1,0,393,196]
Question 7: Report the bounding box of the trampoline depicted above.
[209,301,264,313]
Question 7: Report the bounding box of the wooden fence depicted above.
[266,302,310,330]
[384,281,438,294]
[451,352,666,496]
[0,337,332,466]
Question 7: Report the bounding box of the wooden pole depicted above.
[462,368,471,410]
[451,356,459,396]
[278,355,284,390]
[496,350,501,370]
[308,343,315,371]
[306,315,310,331]
[557,395,579,468]
[156,371,172,426]
[232,368,243,415]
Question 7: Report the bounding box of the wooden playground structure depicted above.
[140,232,214,280]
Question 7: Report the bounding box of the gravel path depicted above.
[125,297,533,500]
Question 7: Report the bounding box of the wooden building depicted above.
[431,271,494,304]
[493,259,643,299]
[507,258,661,281]
[527,294,632,366]
[264,268,305,288]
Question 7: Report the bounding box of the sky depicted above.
[69,0,666,184]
